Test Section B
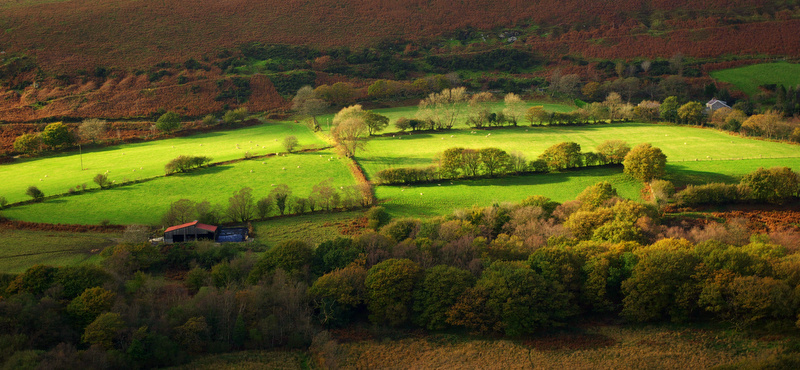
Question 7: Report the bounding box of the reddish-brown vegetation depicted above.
[0,72,288,123]
[0,219,124,233]
[1,0,795,72]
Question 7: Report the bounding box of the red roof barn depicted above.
[164,221,218,244]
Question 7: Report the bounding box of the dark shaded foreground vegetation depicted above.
[2,179,800,368]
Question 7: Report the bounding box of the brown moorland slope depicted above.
[1,0,795,71]
[1,0,799,125]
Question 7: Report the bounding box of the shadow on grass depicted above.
[665,164,739,186]
[177,165,234,177]
[361,156,432,169]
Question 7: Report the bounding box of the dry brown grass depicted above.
[335,325,783,369]
[167,350,308,370]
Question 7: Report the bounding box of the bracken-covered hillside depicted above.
[1,0,797,70]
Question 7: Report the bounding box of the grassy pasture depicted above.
[1,150,356,225]
[376,167,642,218]
[0,229,114,273]
[252,210,365,248]
[710,62,800,96]
[358,122,800,179]
[0,122,323,204]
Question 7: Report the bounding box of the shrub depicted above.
[164,155,212,174]
[93,173,111,188]
[380,218,422,242]
[223,107,249,124]
[25,186,44,201]
[740,167,800,204]
[0,196,7,209]
[676,183,742,206]
[156,111,181,132]
[365,206,391,230]
[256,197,273,219]
[394,117,411,131]
[650,179,675,204]
[519,195,560,216]
[13,133,42,154]
[201,115,217,126]
[283,135,299,152]
[375,166,438,185]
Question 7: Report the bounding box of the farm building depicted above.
[163,221,250,244]
[706,98,731,112]
[164,221,218,243]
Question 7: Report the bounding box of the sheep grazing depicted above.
[282,167,286,170]
[250,170,253,173]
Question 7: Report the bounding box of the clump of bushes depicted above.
[164,155,212,174]
[25,186,44,201]
[674,167,800,206]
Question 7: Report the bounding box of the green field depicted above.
[376,167,642,218]
[1,150,356,225]
[252,210,365,247]
[0,229,116,273]
[358,122,800,179]
[0,121,324,204]
[710,62,800,96]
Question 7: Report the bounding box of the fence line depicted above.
[671,156,800,162]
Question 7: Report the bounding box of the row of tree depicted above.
[374,141,666,185]
[161,183,372,226]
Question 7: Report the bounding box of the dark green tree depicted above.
[156,111,181,132]
[365,258,422,327]
[413,265,475,330]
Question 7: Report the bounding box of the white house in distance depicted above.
[706,98,731,113]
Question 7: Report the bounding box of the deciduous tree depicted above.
[292,86,329,130]
[596,140,630,165]
[78,119,106,143]
[41,122,74,149]
[677,101,705,125]
[538,142,582,171]
[13,133,41,154]
[413,265,475,330]
[417,87,468,129]
[282,136,299,152]
[226,187,256,223]
[270,184,292,215]
[623,143,667,182]
[502,93,526,126]
[156,111,181,132]
[365,258,422,327]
